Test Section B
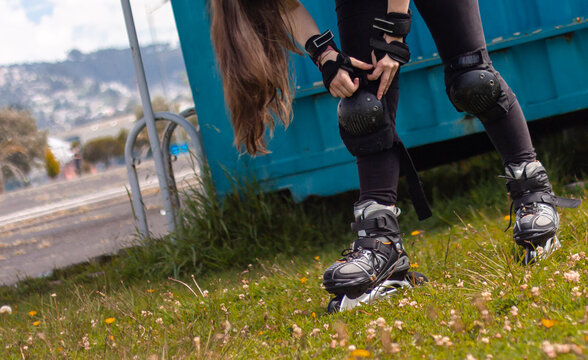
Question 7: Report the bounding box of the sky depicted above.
[0,0,179,65]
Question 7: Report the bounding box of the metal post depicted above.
[121,0,176,233]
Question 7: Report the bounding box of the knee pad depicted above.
[337,90,396,156]
[445,50,513,121]
[448,69,504,117]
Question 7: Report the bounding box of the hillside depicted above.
[0,44,192,130]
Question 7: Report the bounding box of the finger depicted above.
[367,65,384,81]
[342,78,360,97]
[371,51,378,68]
[377,70,391,99]
[349,57,373,70]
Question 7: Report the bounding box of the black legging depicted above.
[335,0,536,206]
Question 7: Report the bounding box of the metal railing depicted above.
[121,0,207,238]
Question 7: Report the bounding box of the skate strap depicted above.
[397,141,432,221]
[353,237,395,257]
[351,216,400,234]
[514,192,581,210]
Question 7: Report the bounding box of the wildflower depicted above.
[410,230,420,236]
[238,294,245,300]
[531,287,540,296]
[480,291,492,301]
[312,312,317,320]
[480,337,490,344]
[0,305,12,314]
[349,349,371,358]
[410,263,419,268]
[28,310,37,317]
[503,215,511,221]
[432,334,452,347]
[202,290,209,297]
[366,328,376,340]
[314,256,320,260]
[541,318,556,328]
[146,289,156,293]
[292,324,303,339]
[519,284,528,291]
[300,277,308,284]
[394,320,403,330]
[51,293,57,297]
[105,317,116,325]
[33,321,41,326]
[569,253,581,262]
[571,287,581,298]
[310,328,320,336]
[456,280,464,288]
[563,270,580,283]
[375,317,386,327]
[155,318,163,325]
[510,306,519,317]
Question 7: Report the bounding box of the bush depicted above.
[45,148,60,178]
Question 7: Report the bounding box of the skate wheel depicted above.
[405,271,428,286]
[327,295,343,314]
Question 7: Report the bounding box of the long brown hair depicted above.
[210,0,301,155]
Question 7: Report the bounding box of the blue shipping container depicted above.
[170,0,588,200]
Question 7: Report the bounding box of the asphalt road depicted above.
[0,158,198,285]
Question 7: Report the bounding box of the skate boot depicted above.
[505,161,581,265]
[323,201,426,313]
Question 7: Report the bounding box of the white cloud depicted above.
[0,0,179,65]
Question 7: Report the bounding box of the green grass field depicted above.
[0,129,586,359]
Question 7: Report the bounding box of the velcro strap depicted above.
[514,192,581,210]
[373,11,411,37]
[353,237,394,257]
[321,53,354,91]
[445,50,485,71]
[351,216,399,234]
[370,38,411,64]
[397,141,432,221]
[305,30,337,65]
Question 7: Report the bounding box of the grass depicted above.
[0,127,586,359]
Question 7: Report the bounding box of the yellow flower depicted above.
[109,335,114,341]
[147,289,156,293]
[541,318,556,328]
[503,215,511,221]
[349,349,371,358]
[311,312,317,320]
[258,331,264,336]
[33,321,41,326]
[300,277,307,284]
[28,310,37,317]
[105,317,116,324]
[314,256,320,261]
[410,263,419,269]
[410,230,420,236]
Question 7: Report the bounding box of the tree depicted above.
[0,107,47,193]
[82,131,126,168]
[45,148,60,178]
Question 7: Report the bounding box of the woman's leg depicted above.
[335,0,401,205]
[322,0,411,299]
[413,0,536,165]
[413,0,580,263]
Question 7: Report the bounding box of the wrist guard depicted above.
[305,30,338,66]
[321,53,355,91]
[371,10,412,65]
[306,30,355,91]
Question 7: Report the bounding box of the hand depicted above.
[367,34,402,100]
[320,51,373,98]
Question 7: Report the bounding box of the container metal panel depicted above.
[170,0,588,200]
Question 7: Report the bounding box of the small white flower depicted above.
[563,271,580,283]
[0,305,12,314]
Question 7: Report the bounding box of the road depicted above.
[0,158,198,285]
